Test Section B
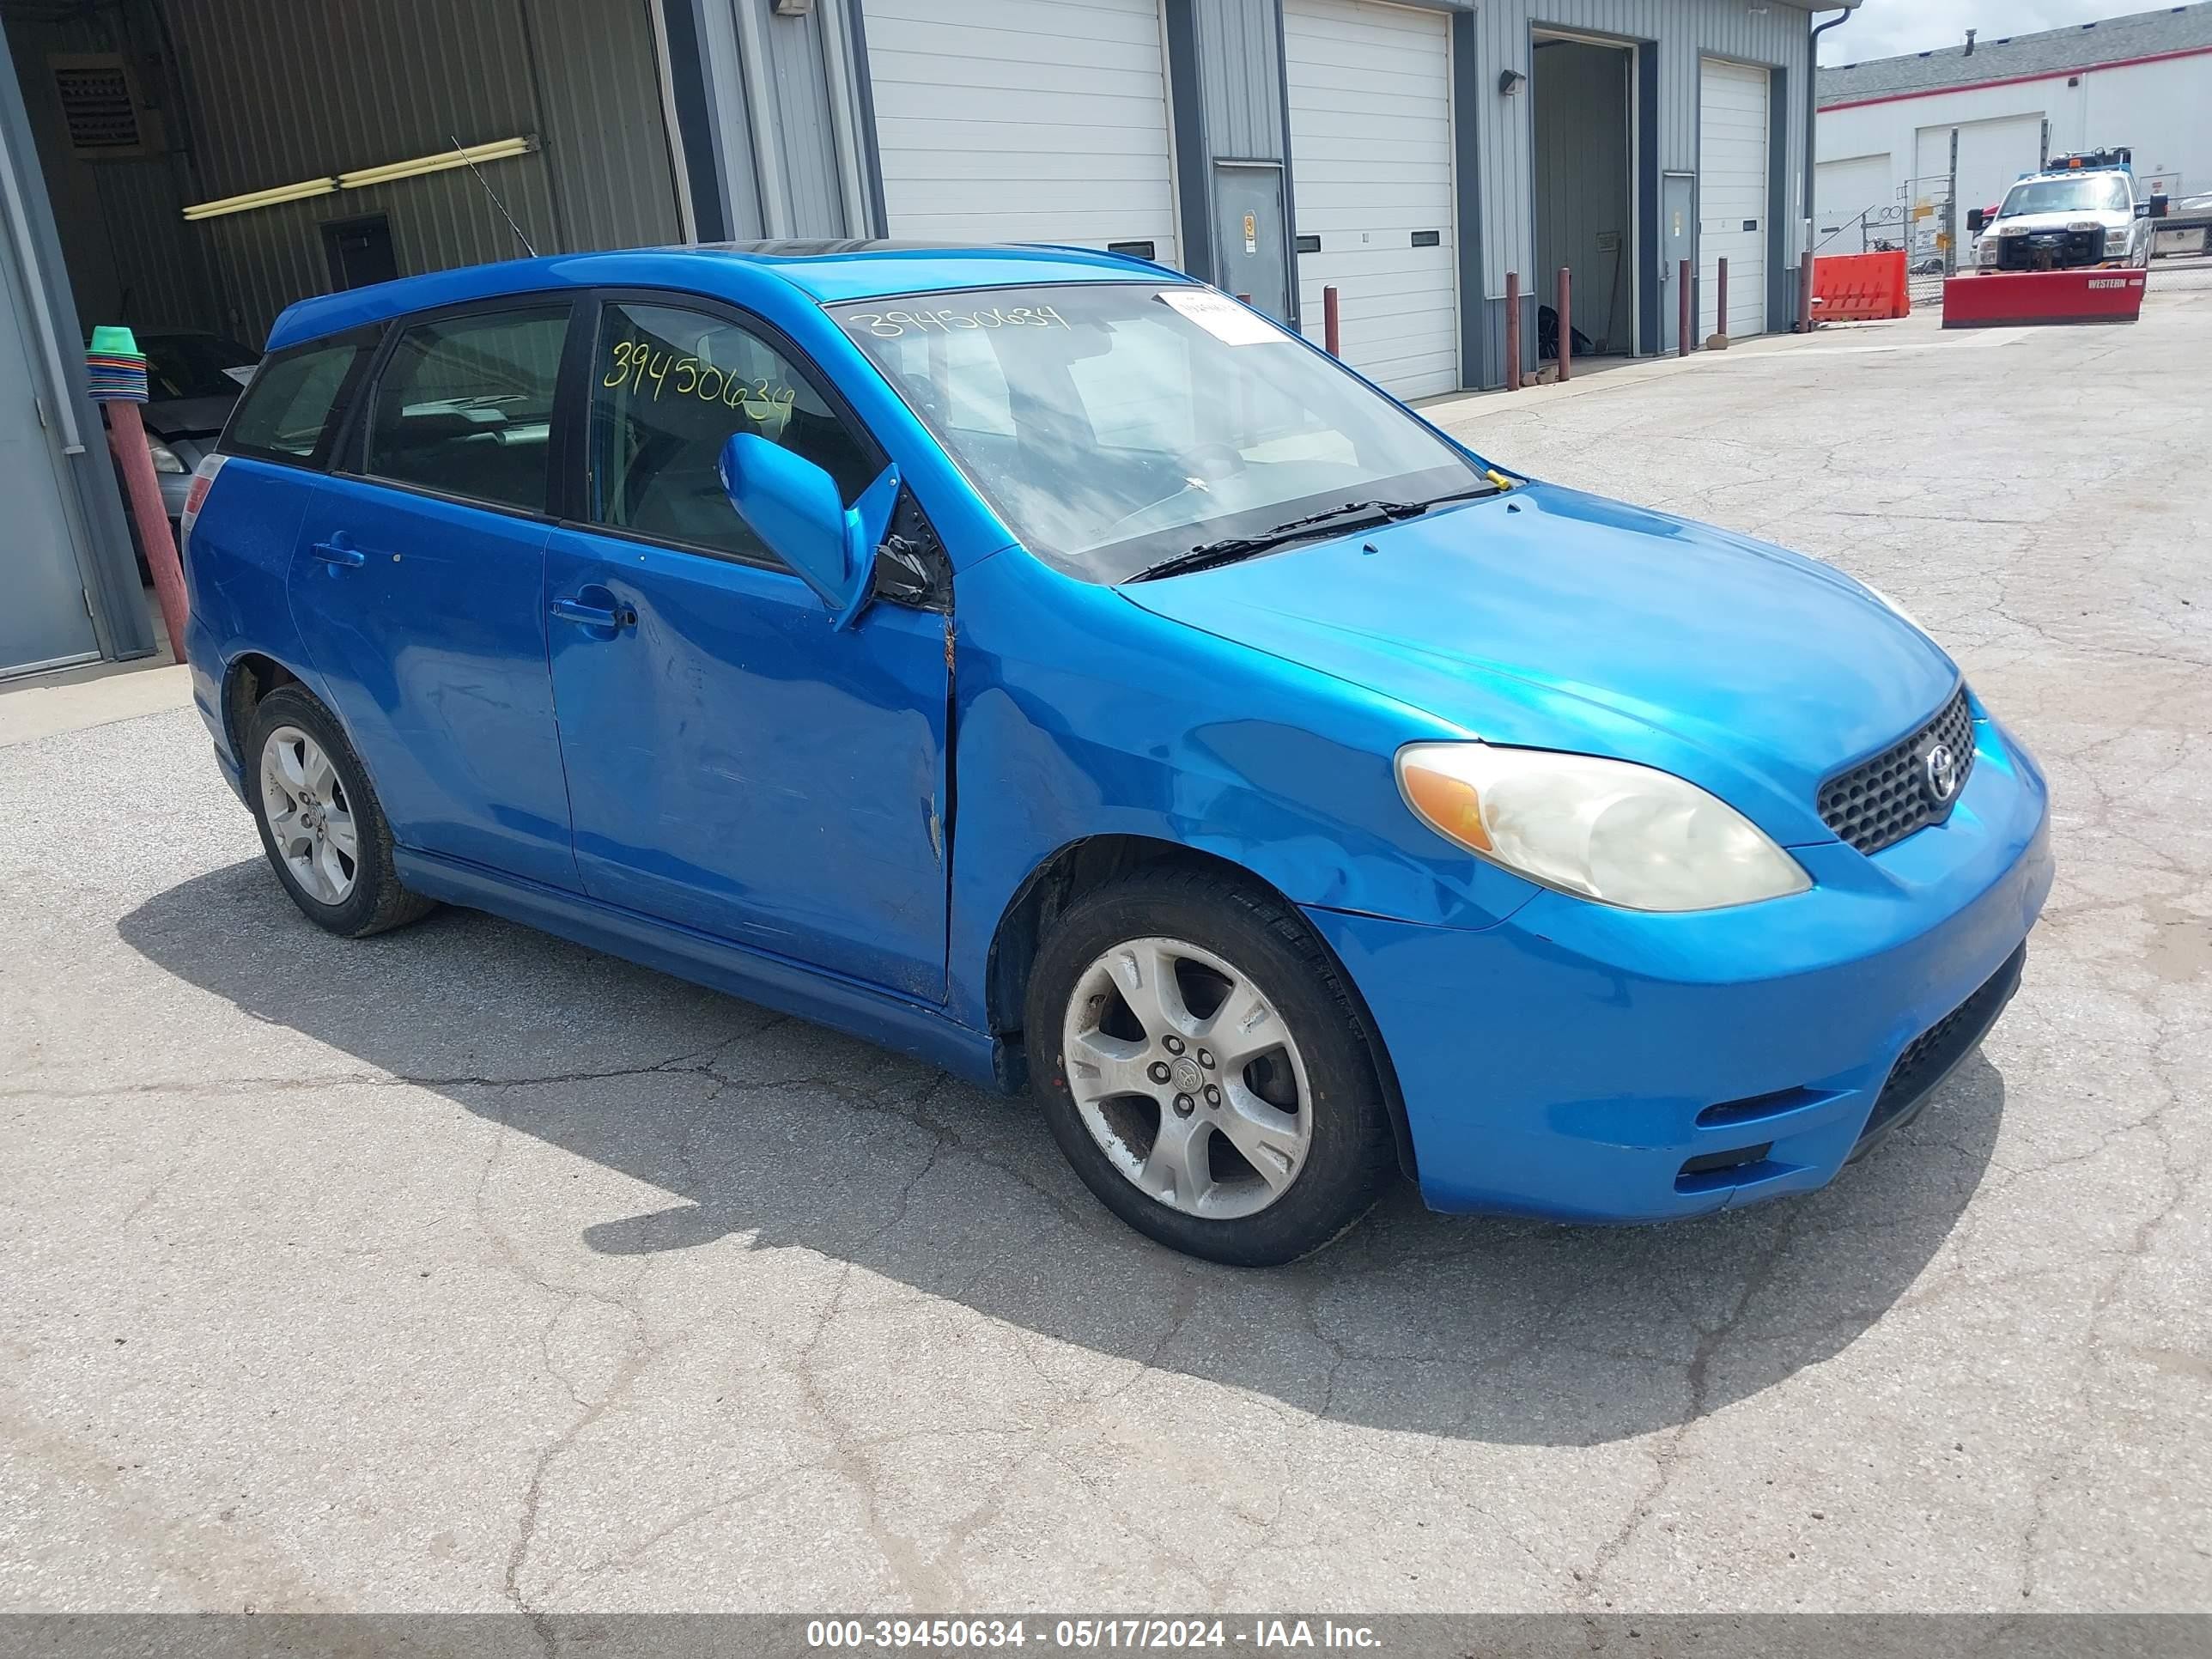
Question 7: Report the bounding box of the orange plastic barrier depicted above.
[1810,251,1910,323]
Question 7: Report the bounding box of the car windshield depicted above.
[2000,175,2134,218]
[828,283,1484,583]
[139,333,260,400]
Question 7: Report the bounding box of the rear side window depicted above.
[222,338,367,463]
[363,306,569,514]
[586,301,877,559]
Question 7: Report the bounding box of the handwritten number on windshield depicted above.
[844,305,1071,339]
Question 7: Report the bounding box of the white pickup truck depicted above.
[1972,155,2167,274]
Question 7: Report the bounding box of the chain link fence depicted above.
[1814,176,1960,316]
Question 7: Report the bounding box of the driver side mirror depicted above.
[2148,194,2170,220]
[718,434,901,629]
[1967,208,1988,235]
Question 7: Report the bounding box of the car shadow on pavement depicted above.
[120,860,2005,1448]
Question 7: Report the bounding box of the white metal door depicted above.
[1698,58,1770,337]
[1285,0,1458,399]
[0,197,99,678]
[863,0,1179,266]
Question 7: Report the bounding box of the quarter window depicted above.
[586,301,876,559]
[222,338,366,462]
[363,307,569,513]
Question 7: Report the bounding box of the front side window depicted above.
[222,337,366,462]
[363,306,568,513]
[830,284,1481,583]
[586,301,877,559]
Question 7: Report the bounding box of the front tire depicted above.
[246,685,434,939]
[1024,868,1398,1267]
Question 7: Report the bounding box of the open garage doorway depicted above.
[2,0,688,356]
[1532,31,1635,365]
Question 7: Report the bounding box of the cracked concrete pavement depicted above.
[3,282,2208,1616]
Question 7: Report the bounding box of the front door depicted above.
[1213,163,1290,322]
[1662,172,1695,354]
[286,300,580,889]
[544,297,950,1003]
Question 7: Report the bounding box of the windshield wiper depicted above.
[1125,488,1501,584]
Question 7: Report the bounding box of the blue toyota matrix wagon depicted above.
[179,243,2052,1265]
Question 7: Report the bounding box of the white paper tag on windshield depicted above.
[222,365,257,387]
[1157,288,1281,345]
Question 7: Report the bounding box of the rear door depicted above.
[543,295,951,1002]
[285,299,581,890]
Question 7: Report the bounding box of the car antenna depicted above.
[453,133,538,258]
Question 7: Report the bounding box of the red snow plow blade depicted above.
[1943,268,2148,328]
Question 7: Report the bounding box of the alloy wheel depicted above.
[1060,935,1313,1219]
[259,724,359,906]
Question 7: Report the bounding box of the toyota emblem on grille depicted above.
[1923,742,1960,804]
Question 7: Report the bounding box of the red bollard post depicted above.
[1504,271,1522,391]
[1323,284,1341,356]
[104,402,187,657]
[1557,267,1573,383]
[1716,257,1729,342]
[1679,259,1692,356]
[1798,255,1816,333]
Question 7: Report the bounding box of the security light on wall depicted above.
[1498,68,1526,95]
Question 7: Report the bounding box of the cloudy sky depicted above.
[1819,1,2138,64]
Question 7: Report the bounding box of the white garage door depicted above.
[1285,0,1459,399]
[1816,153,1894,245]
[864,0,1178,264]
[1698,58,1770,337]
[1936,114,2047,225]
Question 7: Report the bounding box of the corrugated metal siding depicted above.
[1196,0,1286,160]
[1471,0,1813,375]
[531,0,684,252]
[0,6,208,329]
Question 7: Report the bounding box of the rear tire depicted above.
[1024,867,1398,1267]
[246,685,434,939]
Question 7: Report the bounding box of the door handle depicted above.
[550,596,637,630]
[311,537,366,568]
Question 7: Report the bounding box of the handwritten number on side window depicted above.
[602,337,795,414]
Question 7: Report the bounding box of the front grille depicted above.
[1852,945,2027,1155]
[1817,687,1977,856]
[1996,230,2106,270]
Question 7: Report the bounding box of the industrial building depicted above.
[4,0,1839,678]
[1815,4,2212,255]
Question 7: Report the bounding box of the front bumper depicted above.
[1306,712,2053,1223]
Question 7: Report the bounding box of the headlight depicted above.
[1396,743,1811,913]
[2104,228,2130,254]
[1978,240,1999,265]
[147,439,186,475]
[1858,580,1925,633]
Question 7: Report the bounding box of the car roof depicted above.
[264,241,1188,352]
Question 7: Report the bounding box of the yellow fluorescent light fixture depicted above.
[181,177,337,220]
[180,137,537,220]
[337,137,537,189]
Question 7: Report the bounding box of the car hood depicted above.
[143,394,237,439]
[1118,483,1961,845]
